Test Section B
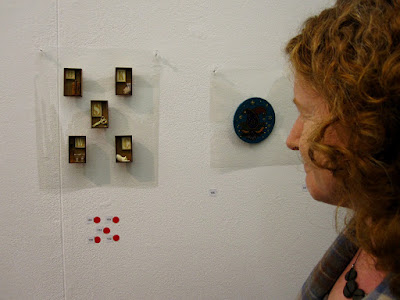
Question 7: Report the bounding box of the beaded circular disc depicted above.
[233,97,275,143]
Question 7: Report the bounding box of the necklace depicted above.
[343,250,366,300]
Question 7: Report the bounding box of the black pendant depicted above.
[343,266,366,299]
[353,289,366,300]
[345,268,357,281]
[343,280,358,297]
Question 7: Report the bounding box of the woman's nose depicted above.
[286,118,301,150]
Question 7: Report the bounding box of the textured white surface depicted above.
[0,0,338,299]
[0,1,64,300]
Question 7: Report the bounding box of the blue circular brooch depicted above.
[233,97,275,144]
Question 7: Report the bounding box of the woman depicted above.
[285,0,400,299]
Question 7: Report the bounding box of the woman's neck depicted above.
[327,249,387,300]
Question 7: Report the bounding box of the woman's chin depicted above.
[305,174,338,205]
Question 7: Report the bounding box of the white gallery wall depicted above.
[0,0,338,299]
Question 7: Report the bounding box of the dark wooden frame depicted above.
[91,101,109,128]
[64,68,82,96]
[69,136,86,163]
[115,135,133,163]
[115,67,133,95]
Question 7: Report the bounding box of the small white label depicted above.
[209,189,218,197]
[302,184,308,192]
[87,237,95,244]
[105,216,113,223]
[105,236,114,243]
[86,217,94,224]
[96,226,104,233]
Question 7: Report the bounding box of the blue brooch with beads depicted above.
[233,97,275,144]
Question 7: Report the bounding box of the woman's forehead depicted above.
[294,76,330,114]
[294,79,323,103]
[294,75,319,97]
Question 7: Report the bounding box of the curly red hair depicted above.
[286,0,400,296]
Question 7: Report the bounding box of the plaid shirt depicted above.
[297,231,396,300]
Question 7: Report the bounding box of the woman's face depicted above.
[286,76,340,205]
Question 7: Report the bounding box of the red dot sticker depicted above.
[94,236,101,243]
[103,227,110,234]
[94,217,101,224]
[113,217,119,224]
[113,235,120,242]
